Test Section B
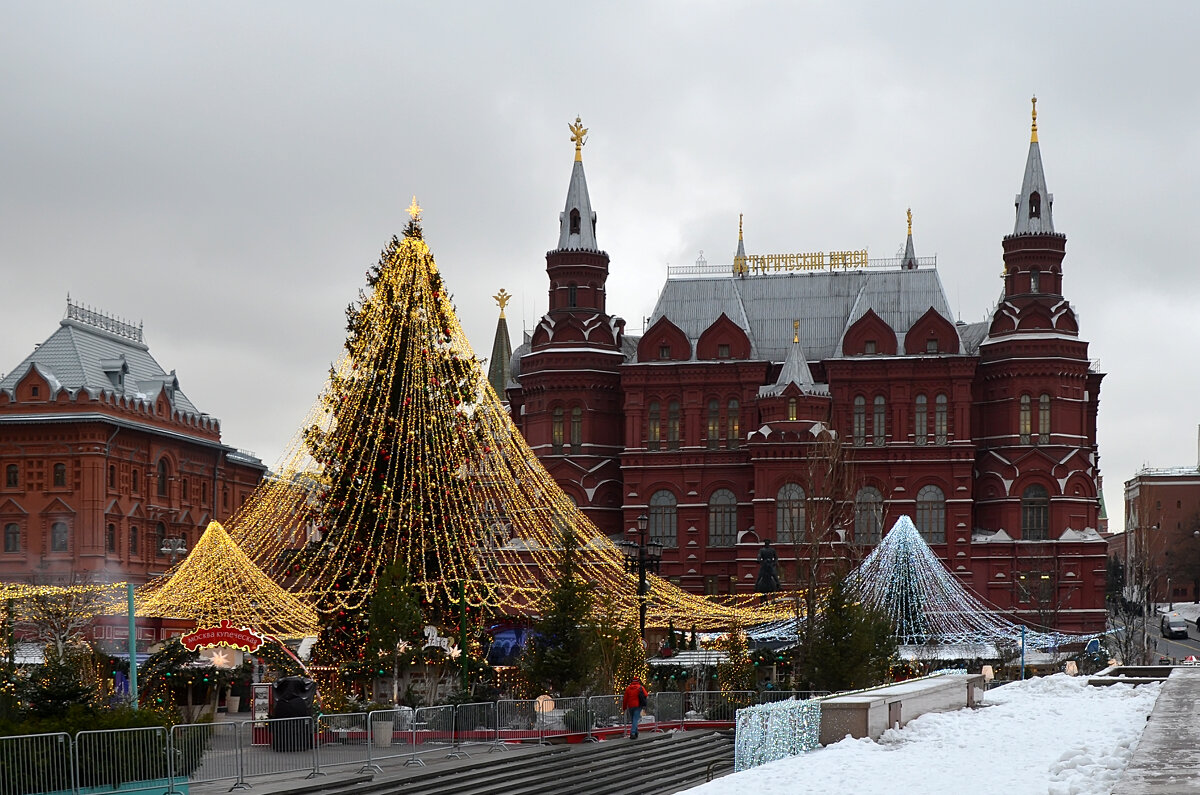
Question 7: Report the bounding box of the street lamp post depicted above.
[617,514,663,640]
[160,537,188,565]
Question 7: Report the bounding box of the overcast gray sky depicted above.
[3,3,1197,535]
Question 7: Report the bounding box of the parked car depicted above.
[1161,613,1189,639]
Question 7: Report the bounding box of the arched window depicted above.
[51,521,69,552]
[726,399,740,449]
[787,398,797,421]
[569,208,581,235]
[552,407,564,454]
[106,523,116,553]
[1030,268,1040,293]
[776,483,805,544]
[1022,484,1050,541]
[155,522,167,557]
[648,402,661,451]
[707,399,720,449]
[131,469,140,494]
[853,396,866,447]
[570,406,582,452]
[649,490,678,549]
[157,458,169,497]
[5,464,16,488]
[1029,191,1041,219]
[53,463,67,488]
[934,394,948,445]
[915,485,945,544]
[568,283,578,308]
[1038,393,1050,445]
[914,394,927,446]
[707,489,738,547]
[854,487,884,545]
[129,525,139,556]
[872,396,886,446]
[1019,394,1032,445]
[108,465,116,489]
[4,523,19,553]
[667,401,681,450]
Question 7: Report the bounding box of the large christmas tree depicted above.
[299,201,489,662]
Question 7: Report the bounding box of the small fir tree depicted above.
[367,563,425,705]
[715,626,755,694]
[520,529,598,696]
[801,573,897,692]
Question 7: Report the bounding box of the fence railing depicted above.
[0,690,789,792]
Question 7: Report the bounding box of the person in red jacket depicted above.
[622,676,649,738]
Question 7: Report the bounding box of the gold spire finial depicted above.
[493,288,511,318]
[1030,95,1038,143]
[569,116,588,162]
[907,207,912,236]
[739,213,744,241]
[407,195,423,222]
[793,319,800,344]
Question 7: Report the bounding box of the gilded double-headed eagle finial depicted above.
[1030,95,1038,143]
[493,288,511,318]
[569,116,588,161]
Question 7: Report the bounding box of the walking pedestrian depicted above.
[622,676,648,738]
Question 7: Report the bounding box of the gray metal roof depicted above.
[760,337,817,397]
[1013,138,1054,236]
[647,266,956,363]
[0,314,205,418]
[556,159,600,252]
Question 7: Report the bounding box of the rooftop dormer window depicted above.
[926,338,938,354]
[1029,191,1041,219]
[864,340,877,355]
[717,344,730,359]
[658,345,670,361]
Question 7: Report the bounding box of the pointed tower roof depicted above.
[556,117,599,251]
[901,208,918,270]
[1013,96,1054,236]
[488,289,513,401]
[760,320,816,397]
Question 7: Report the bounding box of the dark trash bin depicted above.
[271,676,317,751]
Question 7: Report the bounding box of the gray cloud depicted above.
[3,2,1198,533]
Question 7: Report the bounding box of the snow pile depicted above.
[683,674,1159,795]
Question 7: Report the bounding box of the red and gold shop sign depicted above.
[180,619,266,653]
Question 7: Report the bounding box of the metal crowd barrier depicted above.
[683,690,755,723]
[0,731,73,795]
[74,726,172,795]
[585,694,627,740]
[540,696,587,742]
[757,690,829,704]
[237,716,319,784]
[453,701,498,755]
[170,720,241,790]
[496,699,540,744]
[361,708,414,773]
[315,711,369,772]
[650,691,684,732]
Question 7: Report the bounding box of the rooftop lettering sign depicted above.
[734,249,869,275]
[180,619,266,653]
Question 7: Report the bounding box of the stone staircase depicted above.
[299,730,735,795]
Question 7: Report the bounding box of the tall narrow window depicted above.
[201,481,208,504]
[647,402,661,451]
[132,469,140,494]
[649,490,678,548]
[872,396,886,446]
[155,522,167,556]
[787,398,797,421]
[1038,393,1050,445]
[4,465,16,488]
[706,399,720,449]
[157,458,169,497]
[568,283,578,308]
[1029,191,1041,218]
[569,208,581,235]
[1030,268,1040,293]
[552,407,564,454]
[854,487,884,545]
[853,396,866,447]
[1019,394,1032,444]
[935,394,949,445]
[915,485,945,544]
[51,521,68,552]
[776,483,805,544]
[108,465,116,489]
[1022,484,1050,540]
[667,401,681,450]
[726,399,740,449]
[914,394,927,446]
[53,463,67,488]
[106,523,116,553]
[707,489,738,547]
[4,523,19,553]
[129,525,139,556]
[570,406,582,452]
[659,345,671,361]
[182,478,189,501]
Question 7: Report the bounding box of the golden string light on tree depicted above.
[191,204,800,633]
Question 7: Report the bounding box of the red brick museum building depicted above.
[0,300,265,585]
[507,106,1108,633]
